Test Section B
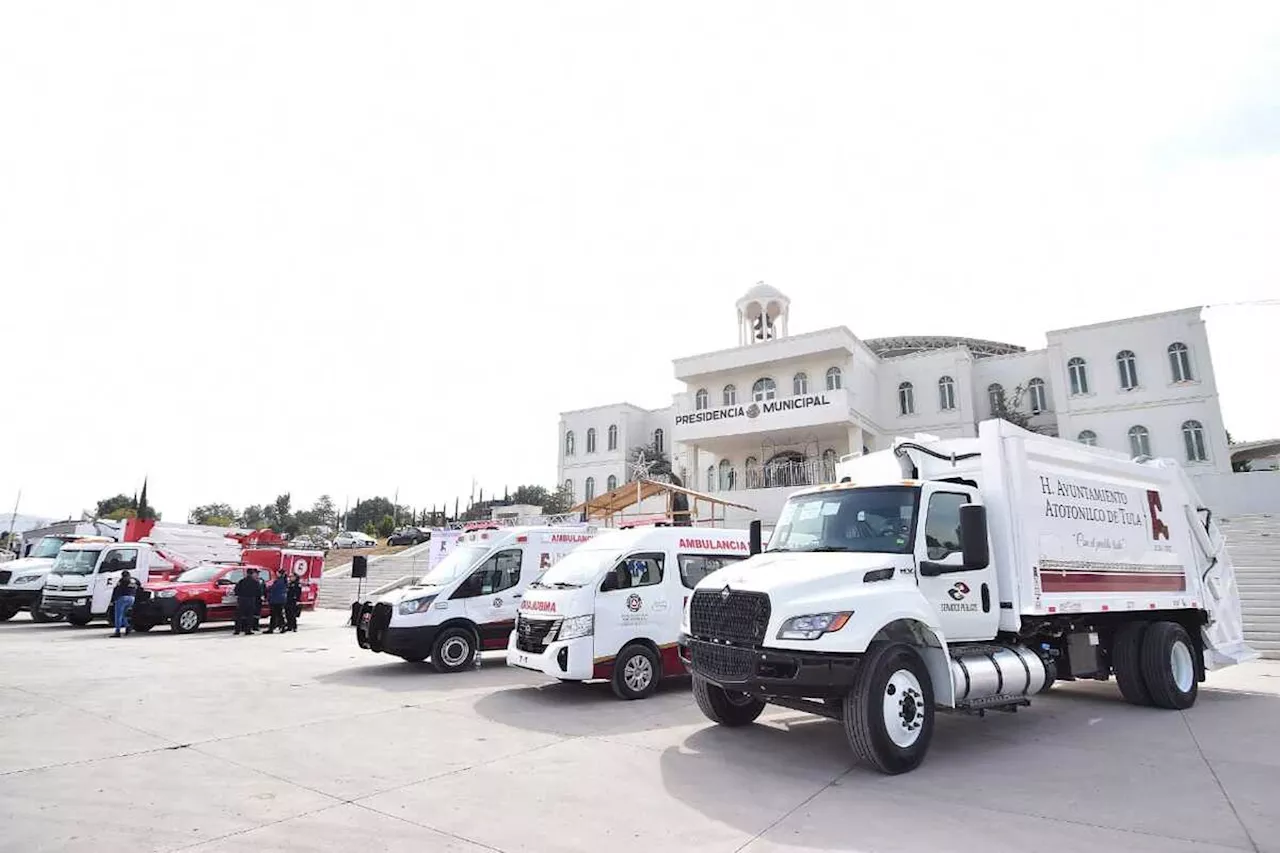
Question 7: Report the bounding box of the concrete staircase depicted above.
[1221,514,1280,660]
[316,543,434,610]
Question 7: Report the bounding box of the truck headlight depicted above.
[558,614,593,640]
[776,612,852,641]
[398,595,437,615]
[13,575,42,585]
[155,590,178,598]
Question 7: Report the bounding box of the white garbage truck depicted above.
[679,418,1253,774]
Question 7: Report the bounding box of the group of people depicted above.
[233,568,304,635]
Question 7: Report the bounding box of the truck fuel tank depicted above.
[949,644,1051,708]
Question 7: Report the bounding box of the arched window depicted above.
[652,428,664,454]
[793,372,809,395]
[584,477,595,501]
[564,431,575,456]
[1169,342,1193,382]
[606,474,617,492]
[1027,378,1047,414]
[1116,350,1138,390]
[694,388,708,410]
[563,479,573,497]
[1182,420,1207,462]
[1128,425,1151,458]
[938,376,956,411]
[898,381,915,416]
[826,367,843,391]
[586,428,597,453]
[1067,357,1089,395]
[987,383,1004,416]
[752,377,776,402]
[607,424,618,451]
[1077,430,1098,446]
[706,466,716,493]
[723,384,737,406]
[718,459,732,490]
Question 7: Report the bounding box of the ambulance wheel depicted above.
[431,627,475,673]
[843,643,934,775]
[171,603,203,634]
[1140,621,1198,710]
[1112,622,1152,707]
[0,606,17,621]
[611,644,660,700]
[692,675,766,725]
[30,608,62,624]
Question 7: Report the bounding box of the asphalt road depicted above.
[1,609,1277,853]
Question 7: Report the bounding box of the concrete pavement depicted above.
[2,609,1278,852]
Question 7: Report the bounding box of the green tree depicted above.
[347,497,395,533]
[989,384,1033,431]
[189,503,237,526]
[95,494,135,518]
[542,484,574,515]
[376,515,396,538]
[239,504,266,529]
[626,443,672,481]
[510,485,551,507]
[263,493,299,536]
[136,478,158,521]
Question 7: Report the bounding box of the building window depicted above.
[718,459,733,490]
[938,376,956,411]
[586,428,597,453]
[606,474,617,492]
[564,431,575,456]
[706,466,716,492]
[1182,420,1207,462]
[793,372,809,395]
[898,381,915,416]
[1027,378,1047,414]
[987,383,1004,416]
[1077,430,1098,446]
[826,367,843,391]
[723,384,737,406]
[1116,350,1138,390]
[563,479,573,498]
[607,424,617,451]
[584,477,595,501]
[695,388,709,411]
[1067,357,1089,395]
[653,428,664,454]
[1169,342,1193,382]
[1128,425,1151,458]
[752,377,777,401]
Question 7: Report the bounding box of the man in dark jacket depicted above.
[285,574,302,632]
[266,569,289,633]
[110,570,140,638]
[233,569,262,635]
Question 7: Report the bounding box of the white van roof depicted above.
[452,525,595,548]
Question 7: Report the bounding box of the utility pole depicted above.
[5,490,19,553]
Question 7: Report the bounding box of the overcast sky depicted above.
[2,2,1277,522]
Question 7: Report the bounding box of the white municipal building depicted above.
[557,284,1231,524]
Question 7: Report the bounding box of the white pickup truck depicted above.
[679,418,1252,774]
[41,540,179,626]
[0,534,113,622]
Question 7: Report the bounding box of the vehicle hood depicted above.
[0,557,55,579]
[379,584,445,605]
[519,586,592,619]
[696,551,902,599]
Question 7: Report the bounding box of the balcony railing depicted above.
[708,458,838,492]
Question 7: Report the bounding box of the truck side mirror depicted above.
[960,504,989,570]
[749,520,762,556]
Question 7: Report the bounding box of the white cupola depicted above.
[737,282,790,345]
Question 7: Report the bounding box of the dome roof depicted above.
[865,335,1024,360]
[739,282,789,304]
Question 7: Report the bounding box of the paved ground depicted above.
[2,610,1278,853]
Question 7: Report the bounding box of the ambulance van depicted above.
[356,525,595,672]
[507,525,752,699]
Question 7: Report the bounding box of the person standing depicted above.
[110,570,139,638]
[285,572,302,632]
[266,569,288,633]
[233,569,261,635]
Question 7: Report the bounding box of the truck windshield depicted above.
[29,537,69,559]
[51,549,103,575]
[768,486,920,555]
[534,548,619,588]
[175,566,224,583]
[419,545,488,586]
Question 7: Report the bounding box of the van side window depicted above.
[678,554,747,589]
[461,549,522,597]
[101,548,138,572]
[924,493,969,561]
[602,553,664,591]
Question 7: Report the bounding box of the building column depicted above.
[846,425,865,457]
[688,444,700,490]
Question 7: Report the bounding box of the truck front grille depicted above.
[515,616,559,653]
[688,640,757,681]
[689,589,771,646]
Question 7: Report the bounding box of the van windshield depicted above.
[534,547,620,588]
[768,486,920,555]
[419,545,488,586]
[52,549,103,575]
[30,537,69,559]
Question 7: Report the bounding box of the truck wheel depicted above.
[170,603,203,634]
[1140,622,1198,710]
[1112,622,1152,707]
[399,654,428,663]
[68,614,92,627]
[431,627,475,673]
[131,621,154,633]
[30,607,62,624]
[0,606,18,622]
[611,644,660,700]
[843,643,934,775]
[692,674,766,725]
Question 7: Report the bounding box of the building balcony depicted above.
[702,457,839,494]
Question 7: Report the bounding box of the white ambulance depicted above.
[507,525,752,699]
[355,525,596,672]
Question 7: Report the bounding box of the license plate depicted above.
[515,653,531,667]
